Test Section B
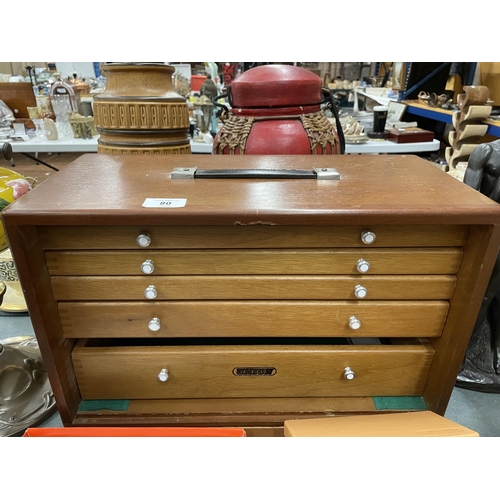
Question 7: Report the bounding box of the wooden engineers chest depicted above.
[4,153,500,429]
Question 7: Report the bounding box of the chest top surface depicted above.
[4,154,500,226]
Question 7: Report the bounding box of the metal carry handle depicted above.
[171,167,340,180]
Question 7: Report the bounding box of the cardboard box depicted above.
[284,411,479,437]
[23,427,246,437]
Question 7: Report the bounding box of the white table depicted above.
[192,139,441,154]
[345,138,440,154]
[10,136,99,153]
[8,136,212,155]
[3,136,213,170]
[3,136,100,170]
[10,136,440,154]
[5,136,440,169]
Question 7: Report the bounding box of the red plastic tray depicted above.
[23,427,246,437]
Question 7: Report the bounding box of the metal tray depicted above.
[0,336,56,437]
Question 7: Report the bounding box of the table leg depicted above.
[21,153,59,172]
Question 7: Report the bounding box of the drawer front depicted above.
[45,248,463,276]
[60,301,449,338]
[52,275,457,300]
[38,225,469,250]
[72,341,434,399]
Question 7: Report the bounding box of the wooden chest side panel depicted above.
[4,225,81,424]
[59,300,449,338]
[424,224,500,414]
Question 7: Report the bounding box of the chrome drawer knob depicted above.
[137,233,151,247]
[344,367,356,380]
[348,316,362,330]
[354,284,367,299]
[148,317,161,331]
[356,259,370,273]
[144,285,157,300]
[361,231,376,245]
[158,368,169,382]
[141,259,155,275]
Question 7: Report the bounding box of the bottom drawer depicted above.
[72,338,434,400]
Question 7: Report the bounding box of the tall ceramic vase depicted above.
[213,64,344,155]
[93,63,191,154]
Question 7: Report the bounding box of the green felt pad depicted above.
[373,396,427,411]
[79,400,130,411]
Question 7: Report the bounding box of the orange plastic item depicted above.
[23,427,246,437]
[190,75,207,92]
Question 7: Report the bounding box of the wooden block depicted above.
[388,128,434,143]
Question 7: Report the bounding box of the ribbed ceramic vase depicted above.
[93,63,191,154]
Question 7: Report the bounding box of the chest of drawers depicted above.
[4,153,500,428]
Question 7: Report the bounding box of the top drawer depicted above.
[37,225,469,250]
